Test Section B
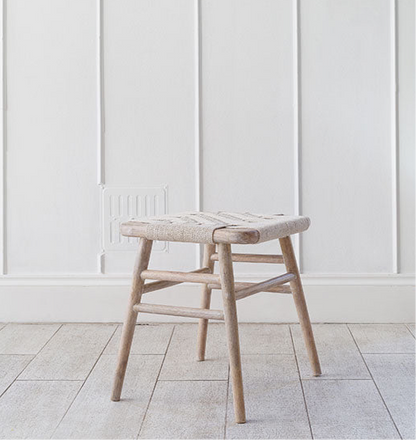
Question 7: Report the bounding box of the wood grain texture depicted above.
[133,303,224,320]
[104,324,174,355]
[364,354,415,439]
[303,380,400,439]
[159,324,228,381]
[53,355,164,439]
[139,381,227,439]
[0,355,33,395]
[218,243,245,423]
[349,324,416,353]
[226,355,311,439]
[291,324,370,379]
[0,324,60,355]
[143,268,210,294]
[211,253,284,264]
[235,273,294,300]
[197,244,216,361]
[141,269,219,284]
[208,281,292,294]
[19,324,116,380]
[112,238,152,401]
[280,237,321,376]
[0,380,82,439]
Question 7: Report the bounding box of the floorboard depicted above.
[0,323,414,439]
[0,380,82,439]
[104,324,174,355]
[349,324,415,353]
[291,324,370,379]
[19,324,116,380]
[0,355,33,395]
[0,324,60,355]
[226,354,311,439]
[238,324,293,355]
[53,354,164,439]
[159,324,228,381]
[303,379,400,439]
[364,353,415,439]
[139,380,227,439]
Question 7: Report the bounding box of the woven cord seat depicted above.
[111,210,321,425]
[121,211,311,244]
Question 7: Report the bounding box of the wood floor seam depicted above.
[0,323,414,439]
[289,325,314,440]
[346,324,403,439]
[136,324,176,439]
[49,324,118,439]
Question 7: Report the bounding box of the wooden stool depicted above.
[111,212,321,424]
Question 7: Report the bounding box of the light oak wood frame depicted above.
[279,236,321,376]
[111,235,321,424]
[111,238,153,401]
[196,244,216,361]
[218,243,246,423]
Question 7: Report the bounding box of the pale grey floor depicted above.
[0,323,414,439]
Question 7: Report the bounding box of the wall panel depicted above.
[6,0,99,274]
[300,0,394,273]
[103,0,197,272]
[201,0,296,270]
[397,0,415,273]
[201,0,295,214]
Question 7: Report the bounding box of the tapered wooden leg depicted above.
[218,243,246,424]
[279,236,321,376]
[196,244,216,361]
[111,238,153,401]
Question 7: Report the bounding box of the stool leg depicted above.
[218,243,246,424]
[279,236,321,376]
[196,244,216,361]
[111,238,153,401]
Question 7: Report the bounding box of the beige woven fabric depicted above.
[125,212,310,244]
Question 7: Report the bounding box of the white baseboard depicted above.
[0,274,414,323]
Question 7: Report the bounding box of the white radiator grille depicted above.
[102,186,167,251]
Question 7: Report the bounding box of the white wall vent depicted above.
[102,186,167,251]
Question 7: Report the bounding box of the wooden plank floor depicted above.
[0,323,414,439]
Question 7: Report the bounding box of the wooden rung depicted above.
[143,267,210,294]
[141,269,219,284]
[133,303,224,320]
[210,253,284,264]
[207,281,292,294]
[235,273,295,300]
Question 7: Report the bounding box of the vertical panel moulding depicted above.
[195,0,202,267]
[391,0,399,273]
[0,0,6,275]
[293,0,301,270]
[97,0,105,273]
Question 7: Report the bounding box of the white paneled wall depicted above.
[0,0,414,322]
[6,0,100,274]
[398,0,416,274]
[301,0,395,273]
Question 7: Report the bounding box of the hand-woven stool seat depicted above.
[121,212,310,244]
